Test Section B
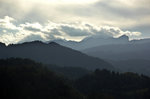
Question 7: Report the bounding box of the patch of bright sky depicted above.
[32,0,99,4]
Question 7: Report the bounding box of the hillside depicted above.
[0,58,83,99]
[1,58,150,99]
[75,69,150,99]
[82,41,150,76]
[0,41,113,70]
[83,42,150,60]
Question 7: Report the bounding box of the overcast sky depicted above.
[0,0,150,45]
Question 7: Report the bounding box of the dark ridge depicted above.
[8,41,60,47]
[0,41,114,70]
[8,40,45,47]
[118,35,129,41]
[48,41,60,46]
[0,42,6,47]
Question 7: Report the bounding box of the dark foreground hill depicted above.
[75,69,150,99]
[0,58,83,99]
[0,41,113,70]
[1,58,150,99]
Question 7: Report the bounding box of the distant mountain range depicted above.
[76,36,150,76]
[110,59,150,76]
[1,35,150,76]
[53,35,129,50]
[52,35,150,76]
[54,35,150,51]
[0,41,113,70]
[53,35,150,60]
[83,42,150,60]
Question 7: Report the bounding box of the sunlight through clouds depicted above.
[33,0,99,4]
[0,16,141,45]
[0,0,150,44]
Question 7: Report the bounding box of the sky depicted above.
[0,0,150,45]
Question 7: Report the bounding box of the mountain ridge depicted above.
[0,41,113,70]
[53,35,130,50]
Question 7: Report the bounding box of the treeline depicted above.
[0,58,150,99]
[75,69,150,99]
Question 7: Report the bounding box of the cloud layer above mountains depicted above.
[0,16,141,45]
[0,0,149,44]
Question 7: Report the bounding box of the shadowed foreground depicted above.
[0,58,150,99]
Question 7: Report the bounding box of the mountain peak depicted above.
[118,35,129,41]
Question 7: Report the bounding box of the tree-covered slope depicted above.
[75,69,150,99]
[0,58,83,99]
[1,58,150,99]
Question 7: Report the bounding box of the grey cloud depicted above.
[0,0,150,32]
[126,23,150,39]
[18,34,56,43]
[94,0,150,19]
[24,27,42,32]
[0,28,19,34]
[49,29,62,36]
[90,26,141,38]
[60,25,91,36]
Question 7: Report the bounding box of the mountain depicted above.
[54,35,129,50]
[83,42,150,60]
[54,35,150,51]
[0,42,5,47]
[130,38,150,44]
[0,41,113,70]
[82,41,150,76]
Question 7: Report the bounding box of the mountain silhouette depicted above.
[82,41,150,76]
[54,35,129,50]
[0,41,113,70]
[83,42,150,60]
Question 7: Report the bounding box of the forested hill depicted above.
[0,58,84,99]
[0,58,150,99]
[75,69,150,99]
